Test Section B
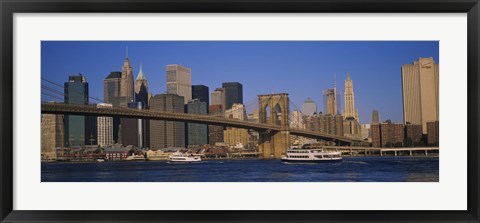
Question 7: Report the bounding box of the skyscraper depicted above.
[402,57,439,134]
[323,88,341,116]
[222,82,243,110]
[97,103,113,148]
[211,88,225,108]
[342,74,361,138]
[149,94,185,149]
[121,52,134,105]
[64,74,93,147]
[371,110,380,124]
[301,98,317,116]
[166,64,192,104]
[135,64,149,107]
[186,99,208,147]
[104,71,124,144]
[192,85,209,110]
[343,73,359,120]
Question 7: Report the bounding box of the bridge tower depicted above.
[258,93,290,159]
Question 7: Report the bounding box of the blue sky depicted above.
[41,41,439,124]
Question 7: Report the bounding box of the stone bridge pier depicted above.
[258,93,290,159]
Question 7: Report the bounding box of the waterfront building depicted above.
[97,103,114,148]
[378,120,404,147]
[208,104,224,146]
[427,121,439,146]
[41,113,64,160]
[371,110,380,124]
[166,64,192,104]
[222,82,243,110]
[371,123,381,147]
[186,99,208,147]
[64,74,96,147]
[402,57,439,133]
[149,94,185,149]
[192,85,209,111]
[224,103,249,148]
[301,98,317,116]
[104,146,135,161]
[121,52,134,105]
[135,64,149,107]
[404,123,423,146]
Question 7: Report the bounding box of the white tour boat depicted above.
[169,151,202,163]
[281,148,342,163]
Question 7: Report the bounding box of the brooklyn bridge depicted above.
[41,93,356,159]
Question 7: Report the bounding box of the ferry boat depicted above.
[281,148,342,163]
[169,151,202,163]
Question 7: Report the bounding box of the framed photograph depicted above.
[1,0,479,222]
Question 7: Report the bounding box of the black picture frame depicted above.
[1,0,479,222]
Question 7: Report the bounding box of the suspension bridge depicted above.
[41,78,356,159]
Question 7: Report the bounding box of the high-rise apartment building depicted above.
[427,121,439,146]
[405,123,423,145]
[186,99,208,147]
[402,57,439,134]
[149,94,185,149]
[166,64,192,104]
[377,120,404,147]
[371,124,381,147]
[97,103,113,148]
[222,82,243,110]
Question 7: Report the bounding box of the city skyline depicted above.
[41,41,439,123]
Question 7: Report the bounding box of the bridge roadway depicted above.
[41,103,353,143]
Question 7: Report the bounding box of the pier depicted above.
[322,146,439,156]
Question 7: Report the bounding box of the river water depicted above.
[41,156,438,182]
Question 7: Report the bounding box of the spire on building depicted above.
[136,64,147,80]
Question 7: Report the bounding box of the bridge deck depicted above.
[41,103,353,143]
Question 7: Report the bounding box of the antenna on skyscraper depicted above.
[126,46,129,58]
[334,72,337,115]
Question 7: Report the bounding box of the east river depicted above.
[41,156,439,182]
